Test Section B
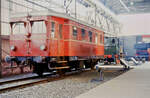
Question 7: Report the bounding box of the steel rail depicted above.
[0,69,91,93]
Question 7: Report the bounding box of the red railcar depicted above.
[7,11,104,76]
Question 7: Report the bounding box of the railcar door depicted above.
[57,23,64,56]
[49,21,64,57]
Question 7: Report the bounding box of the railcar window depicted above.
[100,34,103,44]
[95,33,98,44]
[72,26,77,39]
[88,31,92,42]
[12,23,26,34]
[59,24,62,39]
[32,21,46,34]
[51,22,55,38]
[81,29,86,40]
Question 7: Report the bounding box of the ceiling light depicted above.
[130,2,134,6]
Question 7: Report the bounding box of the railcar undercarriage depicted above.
[5,56,103,76]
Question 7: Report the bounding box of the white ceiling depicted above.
[99,0,150,14]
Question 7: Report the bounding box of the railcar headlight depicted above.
[10,46,16,51]
[40,45,46,51]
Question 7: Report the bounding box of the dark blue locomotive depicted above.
[134,43,150,61]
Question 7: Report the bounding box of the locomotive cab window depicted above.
[32,21,46,34]
[72,26,77,39]
[81,29,86,41]
[12,22,26,34]
[51,22,55,38]
[88,31,92,42]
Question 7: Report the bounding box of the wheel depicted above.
[37,71,43,77]
[57,69,65,76]
[79,61,84,69]
[84,60,90,68]
[48,63,52,70]
[90,64,95,70]
[33,63,44,77]
[90,61,95,70]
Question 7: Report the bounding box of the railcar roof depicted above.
[11,10,107,33]
[10,10,117,36]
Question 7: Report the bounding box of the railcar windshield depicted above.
[32,21,46,34]
[12,22,26,34]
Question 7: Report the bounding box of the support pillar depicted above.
[0,0,2,78]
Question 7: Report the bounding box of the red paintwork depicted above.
[10,15,104,57]
[142,35,150,38]
[104,55,118,58]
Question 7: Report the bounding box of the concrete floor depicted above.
[76,62,150,98]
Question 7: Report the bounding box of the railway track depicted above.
[0,69,91,93]
[0,75,39,85]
